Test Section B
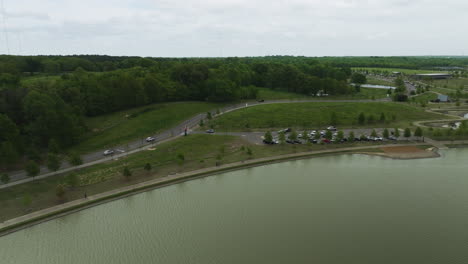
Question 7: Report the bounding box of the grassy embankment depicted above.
[256,87,388,100]
[208,102,447,131]
[71,102,225,154]
[0,134,393,222]
[411,92,438,104]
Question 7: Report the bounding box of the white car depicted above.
[145,136,156,142]
[103,149,114,156]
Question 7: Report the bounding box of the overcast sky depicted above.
[0,0,467,57]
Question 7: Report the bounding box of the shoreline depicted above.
[0,143,438,237]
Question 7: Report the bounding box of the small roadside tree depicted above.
[371,129,378,138]
[68,152,83,166]
[279,131,286,144]
[348,131,355,142]
[47,153,62,173]
[325,130,333,139]
[264,131,273,143]
[358,113,366,125]
[25,160,40,179]
[379,113,386,123]
[383,128,389,139]
[144,163,152,175]
[123,166,132,179]
[1,173,10,185]
[414,127,423,140]
[48,139,61,154]
[206,112,212,120]
[288,130,298,141]
[66,173,79,189]
[394,128,400,137]
[404,128,412,140]
[336,131,344,142]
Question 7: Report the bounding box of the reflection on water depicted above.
[2,149,468,264]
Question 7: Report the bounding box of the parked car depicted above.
[206,129,215,133]
[278,128,292,133]
[293,139,302,144]
[388,135,397,141]
[322,139,331,143]
[257,99,265,102]
[145,136,156,142]
[103,149,114,156]
[286,139,295,144]
[327,126,337,131]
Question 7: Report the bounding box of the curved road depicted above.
[2,97,395,188]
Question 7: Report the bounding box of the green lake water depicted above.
[2,149,468,264]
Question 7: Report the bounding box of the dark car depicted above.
[257,99,265,102]
[206,129,215,133]
[286,139,295,144]
[293,139,302,144]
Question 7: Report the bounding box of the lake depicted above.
[2,149,468,264]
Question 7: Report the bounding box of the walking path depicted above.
[0,142,428,236]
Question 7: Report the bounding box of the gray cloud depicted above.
[0,0,467,56]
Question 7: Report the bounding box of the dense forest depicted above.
[0,55,354,168]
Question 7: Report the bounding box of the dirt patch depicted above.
[360,146,440,160]
[382,146,425,153]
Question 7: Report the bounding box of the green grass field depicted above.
[430,78,468,91]
[256,87,388,100]
[0,134,386,222]
[209,102,447,131]
[412,92,438,103]
[71,102,225,154]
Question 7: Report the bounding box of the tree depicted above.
[264,131,273,143]
[1,173,10,185]
[367,114,375,124]
[348,131,355,142]
[68,152,83,166]
[371,129,378,138]
[404,128,412,139]
[358,112,366,125]
[177,153,185,166]
[66,173,79,189]
[336,131,344,142]
[379,113,386,123]
[25,160,40,179]
[246,147,253,156]
[48,139,61,154]
[279,131,286,144]
[302,130,310,141]
[144,163,152,175]
[351,72,367,84]
[330,112,338,126]
[288,130,298,141]
[199,119,204,127]
[123,166,132,179]
[325,130,333,139]
[383,128,389,139]
[414,127,423,139]
[47,153,62,172]
[206,112,212,120]
[394,128,400,137]
[314,132,321,140]
[56,184,66,200]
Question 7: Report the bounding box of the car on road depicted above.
[327,126,337,131]
[257,99,265,102]
[103,149,114,156]
[145,136,156,142]
[206,129,215,133]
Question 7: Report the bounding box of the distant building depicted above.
[411,73,452,80]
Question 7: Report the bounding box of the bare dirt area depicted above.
[360,146,440,159]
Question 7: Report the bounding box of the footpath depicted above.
[0,142,425,236]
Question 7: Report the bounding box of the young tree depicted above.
[279,131,286,144]
[199,119,204,127]
[264,131,273,143]
[68,152,83,166]
[206,112,212,120]
[1,173,10,185]
[414,127,423,139]
[177,153,185,166]
[288,130,298,141]
[47,153,62,172]
[56,184,66,200]
[325,130,333,139]
[367,114,375,124]
[314,132,321,140]
[383,128,389,139]
[358,112,366,125]
[336,131,344,142]
[330,112,338,126]
[246,147,253,156]
[394,128,400,137]
[144,163,152,175]
[25,160,40,179]
[66,173,79,189]
[123,166,132,179]
[371,129,378,138]
[48,139,61,154]
[302,130,310,141]
[348,131,355,142]
[404,128,412,139]
[379,113,386,123]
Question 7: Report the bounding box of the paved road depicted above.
[1,97,394,187]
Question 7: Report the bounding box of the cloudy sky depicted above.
[0,0,467,57]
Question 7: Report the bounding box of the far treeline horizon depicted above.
[0,55,467,170]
